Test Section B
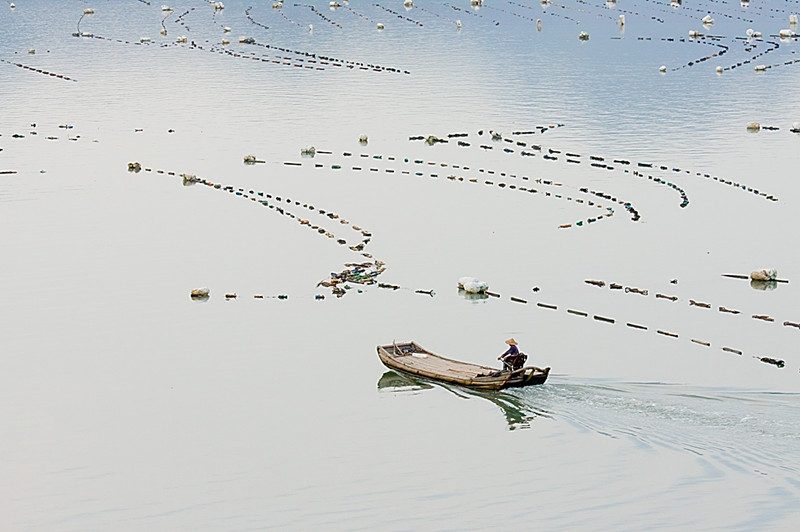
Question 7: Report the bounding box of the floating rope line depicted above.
[638,35,730,71]
[290,4,342,29]
[506,1,583,25]
[467,283,792,369]
[373,3,423,27]
[723,37,782,72]
[482,129,777,203]
[416,130,671,214]
[413,5,444,19]
[304,149,617,228]
[583,277,799,327]
[743,0,800,22]
[445,3,500,26]
[641,0,756,24]
[0,58,77,82]
[84,5,406,75]
[245,5,270,30]
[76,12,88,35]
[130,163,386,297]
[161,9,174,34]
[339,4,377,25]
[244,40,409,73]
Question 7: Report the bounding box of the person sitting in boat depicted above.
[498,338,527,371]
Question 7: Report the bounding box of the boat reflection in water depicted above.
[377,371,550,430]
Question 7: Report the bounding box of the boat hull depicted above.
[377,342,549,391]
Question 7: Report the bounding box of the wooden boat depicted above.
[376,341,550,391]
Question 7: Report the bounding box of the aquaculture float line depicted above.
[521,294,789,369]
[129,162,386,297]
[0,58,77,82]
[583,277,798,328]
[76,8,409,75]
[286,152,616,229]
[427,128,778,203]
[373,3,423,27]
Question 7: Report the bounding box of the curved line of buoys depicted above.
[416,130,661,215]
[293,3,344,28]
[245,5,270,30]
[83,5,407,75]
[469,129,776,203]
[641,0,757,24]
[722,37,783,72]
[637,35,729,71]
[299,147,617,228]
[129,162,388,297]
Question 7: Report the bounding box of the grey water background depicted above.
[2,0,800,530]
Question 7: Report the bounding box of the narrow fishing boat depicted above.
[376,341,550,390]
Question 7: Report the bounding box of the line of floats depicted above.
[182,271,795,372]
[262,127,779,230]
[40,2,797,79]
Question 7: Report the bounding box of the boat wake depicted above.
[513,379,800,484]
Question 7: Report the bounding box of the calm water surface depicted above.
[2,0,800,530]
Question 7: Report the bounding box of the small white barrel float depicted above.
[458,276,489,294]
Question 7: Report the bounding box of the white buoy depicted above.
[140,37,151,43]
[790,14,798,25]
[162,5,173,11]
[619,14,625,26]
[83,8,95,14]
[746,28,754,37]
[746,122,761,131]
[716,65,723,73]
[359,134,368,144]
[779,29,793,38]
[27,49,35,54]
[160,28,167,36]
[752,31,762,38]
[10,3,15,8]
[754,64,766,71]
[790,122,800,132]
[702,14,714,25]
[176,35,187,43]
[222,38,230,45]
[456,19,462,29]
[404,0,413,7]
[224,26,231,32]
[578,31,589,40]
[309,24,313,32]
[659,65,667,72]
[377,22,384,29]
[536,19,542,31]
[689,30,699,38]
